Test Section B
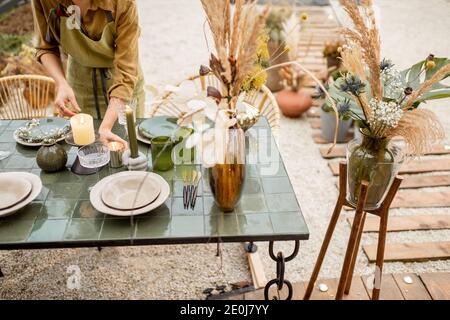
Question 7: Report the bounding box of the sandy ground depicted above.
[0,0,449,299]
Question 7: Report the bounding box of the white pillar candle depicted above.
[70,113,96,146]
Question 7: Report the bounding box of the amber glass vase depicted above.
[209,127,246,212]
[347,132,404,210]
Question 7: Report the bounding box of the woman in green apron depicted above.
[32,0,145,148]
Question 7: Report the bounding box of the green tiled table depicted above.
[0,118,308,251]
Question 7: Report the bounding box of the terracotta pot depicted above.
[276,89,313,118]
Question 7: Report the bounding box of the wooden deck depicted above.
[220,272,450,300]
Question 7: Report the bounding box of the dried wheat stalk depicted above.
[200,0,269,107]
[339,0,382,99]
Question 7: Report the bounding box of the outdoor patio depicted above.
[0,0,449,301]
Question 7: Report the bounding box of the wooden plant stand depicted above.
[304,161,403,300]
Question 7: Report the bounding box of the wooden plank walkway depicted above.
[348,215,450,232]
[329,159,450,176]
[320,144,450,159]
[221,272,450,300]
[363,242,450,263]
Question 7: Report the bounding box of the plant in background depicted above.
[332,0,450,209]
[265,6,293,45]
[277,11,308,92]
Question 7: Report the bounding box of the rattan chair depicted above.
[149,74,280,135]
[0,75,56,120]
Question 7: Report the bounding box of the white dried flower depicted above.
[368,98,403,129]
[381,67,403,99]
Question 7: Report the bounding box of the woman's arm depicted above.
[31,0,80,116]
[99,97,128,148]
[99,0,140,148]
[40,53,81,116]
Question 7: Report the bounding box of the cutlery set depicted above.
[183,170,202,210]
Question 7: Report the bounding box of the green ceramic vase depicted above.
[36,141,68,173]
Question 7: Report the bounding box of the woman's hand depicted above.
[55,82,81,117]
[99,127,129,149]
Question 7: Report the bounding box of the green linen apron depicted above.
[59,11,145,119]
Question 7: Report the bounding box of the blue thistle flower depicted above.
[339,75,366,96]
[380,58,394,72]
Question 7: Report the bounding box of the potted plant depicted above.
[265,7,293,92]
[323,41,344,71]
[330,0,450,209]
[320,96,353,143]
[275,12,313,117]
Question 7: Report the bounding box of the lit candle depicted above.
[108,142,125,168]
[125,105,139,158]
[70,113,95,146]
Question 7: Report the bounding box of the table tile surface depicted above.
[0,118,309,249]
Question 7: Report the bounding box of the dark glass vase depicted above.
[347,132,404,210]
[209,128,246,212]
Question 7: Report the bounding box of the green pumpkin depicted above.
[36,140,68,173]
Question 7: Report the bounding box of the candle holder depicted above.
[108,142,125,168]
[65,134,105,175]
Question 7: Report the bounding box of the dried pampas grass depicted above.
[387,109,445,156]
[200,0,269,105]
[339,0,382,99]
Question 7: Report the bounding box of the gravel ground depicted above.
[0,0,449,299]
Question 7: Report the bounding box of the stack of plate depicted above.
[90,171,170,216]
[0,172,43,217]
[137,116,193,145]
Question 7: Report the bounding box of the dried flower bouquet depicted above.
[328,0,450,208]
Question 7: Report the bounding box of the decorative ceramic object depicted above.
[347,133,404,210]
[236,102,260,131]
[276,89,313,118]
[209,127,246,212]
[14,118,70,147]
[36,140,68,172]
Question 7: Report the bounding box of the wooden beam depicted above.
[420,273,450,300]
[329,159,450,176]
[247,251,267,290]
[321,144,450,159]
[392,273,432,300]
[363,241,450,262]
[348,215,450,232]
[392,191,450,208]
[361,274,404,300]
[313,131,353,144]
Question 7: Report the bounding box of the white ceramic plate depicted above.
[0,176,32,210]
[136,128,152,145]
[90,171,170,217]
[101,174,161,210]
[0,172,42,218]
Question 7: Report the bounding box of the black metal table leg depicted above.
[244,242,258,253]
[0,267,4,277]
[264,240,300,300]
